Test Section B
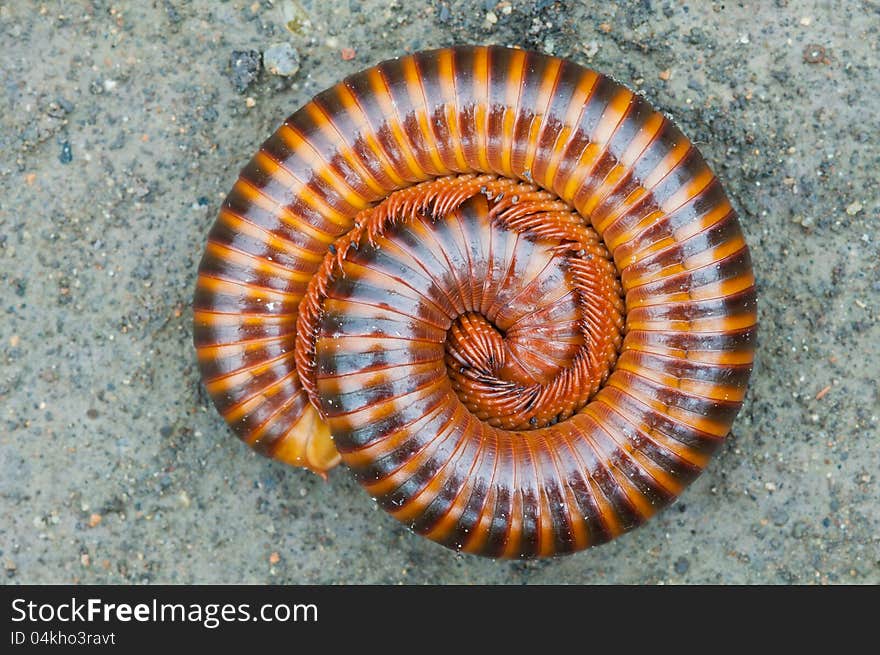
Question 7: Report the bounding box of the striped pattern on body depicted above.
[194,45,757,557]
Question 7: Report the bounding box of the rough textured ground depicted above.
[1,0,877,585]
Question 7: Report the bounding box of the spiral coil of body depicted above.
[194,45,757,558]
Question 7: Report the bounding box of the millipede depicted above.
[194,45,757,558]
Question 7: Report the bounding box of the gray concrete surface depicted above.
[1,0,877,584]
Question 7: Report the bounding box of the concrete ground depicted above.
[1,0,877,584]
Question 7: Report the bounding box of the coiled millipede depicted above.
[194,45,757,558]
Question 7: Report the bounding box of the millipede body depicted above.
[194,45,757,558]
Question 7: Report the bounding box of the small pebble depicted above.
[229,49,261,93]
[341,47,356,61]
[263,43,300,77]
[88,513,102,528]
[771,509,789,527]
[674,557,690,574]
[802,44,826,64]
[59,141,72,164]
[269,552,281,565]
[845,201,862,216]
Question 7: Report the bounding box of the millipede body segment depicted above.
[194,45,757,558]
